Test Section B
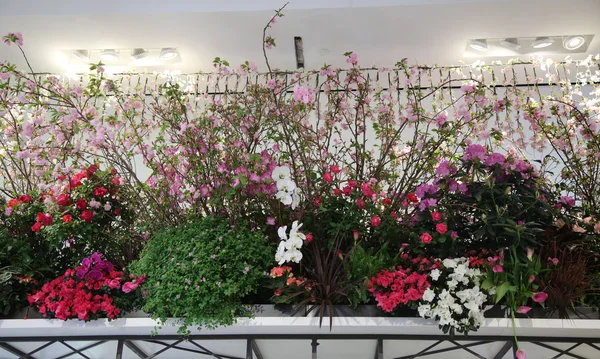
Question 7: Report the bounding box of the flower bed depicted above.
[1,7,600,358]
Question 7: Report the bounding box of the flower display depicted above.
[27,253,143,321]
[417,258,488,334]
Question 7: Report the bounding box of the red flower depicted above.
[382,198,392,205]
[342,185,352,196]
[435,223,448,235]
[407,193,418,203]
[19,195,33,203]
[348,180,358,188]
[356,198,365,210]
[93,187,109,197]
[76,199,88,210]
[81,210,94,223]
[122,282,138,293]
[31,222,43,232]
[331,165,341,174]
[86,164,99,177]
[353,230,360,241]
[390,211,398,220]
[274,289,281,297]
[371,216,381,227]
[62,214,73,224]
[431,211,443,221]
[361,183,375,197]
[111,168,117,175]
[56,193,71,206]
[305,233,314,243]
[7,199,21,208]
[323,172,333,183]
[36,212,53,226]
[333,188,342,196]
[113,209,121,216]
[420,232,433,244]
[111,177,120,185]
[313,197,323,207]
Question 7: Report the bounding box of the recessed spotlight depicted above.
[130,48,148,60]
[100,49,119,61]
[532,37,554,49]
[563,35,585,50]
[469,39,488,51]
[500,38,521,50]
[159,48,178,60]
[73,49,90,62]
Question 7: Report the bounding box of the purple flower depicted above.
[91,252,102,263]
[76,269,87,279]
[87,269,103,281]
[463,144,487,161]
[435,161,456,177]
[81,258,91,269]
[558,196,575,207]
[484,152,506,166]
[266,217,276,226]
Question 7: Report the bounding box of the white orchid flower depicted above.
[277,178,296,192]
[271,166,291,181]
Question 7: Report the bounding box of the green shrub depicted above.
[131,216,273,334]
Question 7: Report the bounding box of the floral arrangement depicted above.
[368,256,440,313]
[1,9,600,358]
[418,257,488,334]
[27,253,143,320]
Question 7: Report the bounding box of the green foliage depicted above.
[346,245,395,307]
[131,217,273,334]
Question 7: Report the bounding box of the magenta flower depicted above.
[548,257,559,265]
[528,274,535,283]
[517,306,531,314]
[266,217,276,226]
[516,348,526,359]
[87,269,103,281]
[532,292,548,303]
[492,265,503,273]
[463,144,487,161]
[122,282,139,293]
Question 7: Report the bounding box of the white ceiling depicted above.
[0,0,599,73]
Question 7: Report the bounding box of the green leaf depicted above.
[495,282,511,304]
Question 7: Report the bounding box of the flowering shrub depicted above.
[131,217,272,334]
[2,164,142,267]
[27,253,143,320]
[417,257,488,334]
[368,256,441,313]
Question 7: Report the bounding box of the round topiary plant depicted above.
[131,216,273,334]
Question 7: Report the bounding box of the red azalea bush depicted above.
[27,253,144,321]
[369,255,441,313]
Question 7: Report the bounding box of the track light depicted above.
[130,48,149,60]
[532,37,554,49]
[563,35,585,50]
[500,38,521,50]
[100,49,119,61]
[159,48,178,60]
[469,39,488,51]
[73,49,90,62]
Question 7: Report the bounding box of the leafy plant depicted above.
[131,216,273,334]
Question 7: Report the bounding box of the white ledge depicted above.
[0,317,599,338]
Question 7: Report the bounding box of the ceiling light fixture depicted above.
[130,48,148,60]
[532,37,554,49]
[72,49,90,62]
[100,49,119,61]
[563,35,585,50]
[500,38,521,50]
[159,48,178,60]
[469,39,488,51]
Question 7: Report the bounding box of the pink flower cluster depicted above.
[369,257,440,313]
[27,253,144,321]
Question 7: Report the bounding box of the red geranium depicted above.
[7,198,21,208]
[62,214,73,223]
[19,194,33,203]
[407,193,418,203]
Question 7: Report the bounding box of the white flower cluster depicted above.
[418,258,488,334]
[275,221,306,265]
[272,166,301,209]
